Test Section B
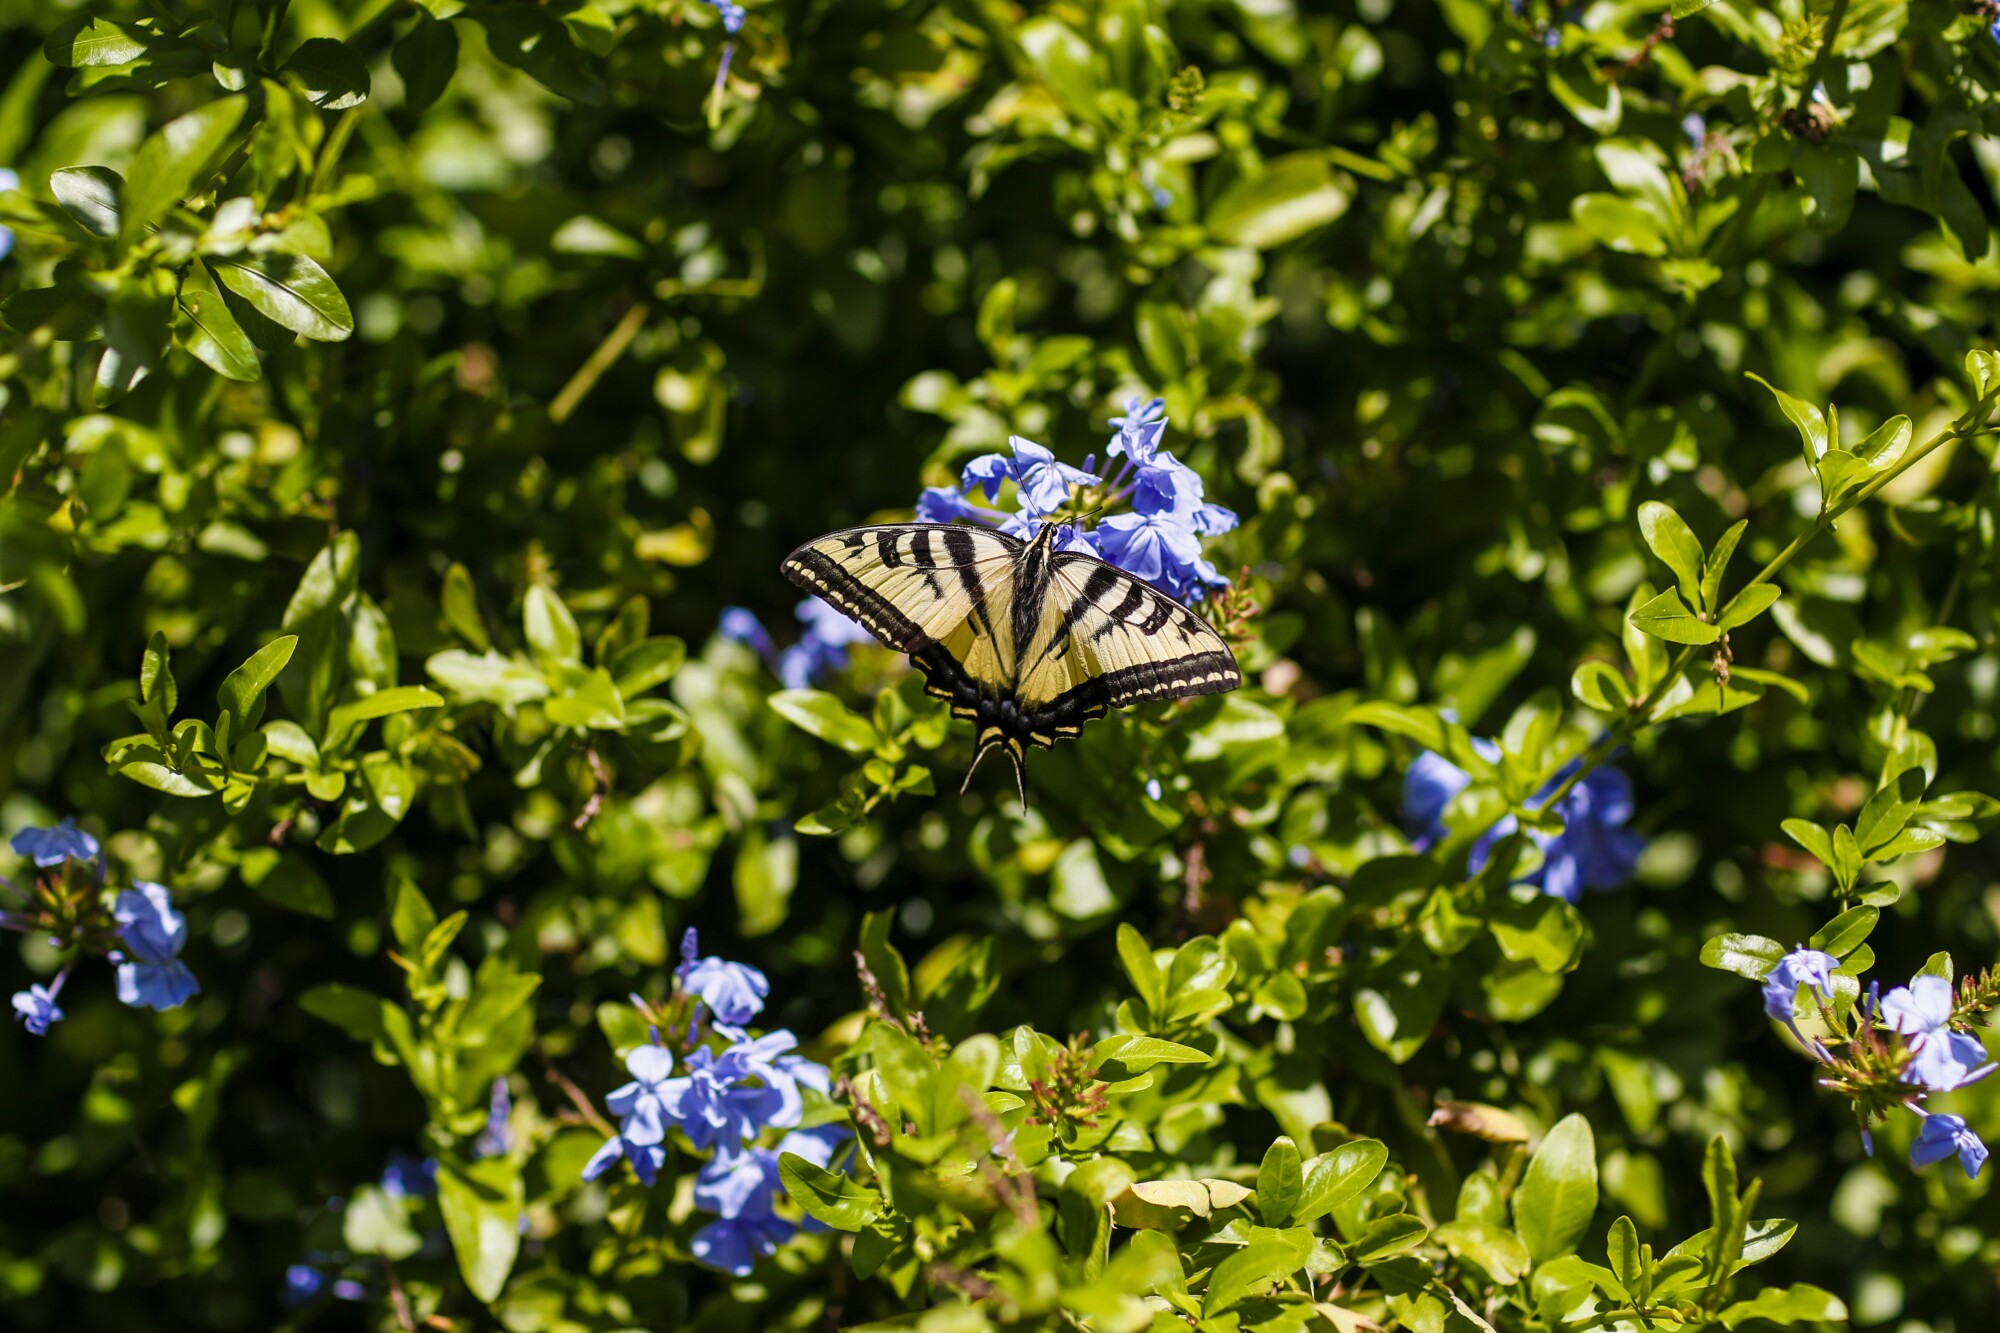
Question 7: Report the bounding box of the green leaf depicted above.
[779,1152,881,1231]
[178,258,261,381]
[1640,498,1704,600]
[300,983,392,1043]
[544,667,627,730]
[45,15,160,68]
[1547,55,1620,134]
[141,630,177,713]
[1718,1284,1847,1328]
[609,636,685,698]
[426,650,548,706]
[1354,1213,1429,1263]
[218,635,297,732]
[1293,1139,1387,1225]
[1809,905,1877,958]
[1116,923,1166,1021]
[1570,660,1631,712]
[1699,932,1786,980]
[325,686,443,752]
[1603,1223,1646,1303]
[344,1183,422,1260]
[1745,373,1828,467]
[1856,767,1926,854]
[1514,1114,1598,1264]
[1781,820,1834,869]
[1206,151,1352,249]
[1629,588,1719,645]
[1257,1136,1303,1226]
[393,16,461,115]
[437,1159,524,1304]
[98,278,170,401]
[50,166,122,237]
[1093,1034,1212,1073]
[857,910,910,1017]
[1434,1220,1531,1286]
[1715,582,1781,633]
[1701,520,1747,611]
[523,585,582,667]
[211,251,355,342]
[1967,349,2000,401]
[1203,1228,1314,1313]
[1702,1134,1743,1281]
[1571,193,1666,256]
[476,6,606,105]
[120,97,247,247]
[389,877,439,958]
[770,689,881,753]
[280,37,371,110]
[241,848,335,918]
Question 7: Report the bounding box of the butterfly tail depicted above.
[963,733,1029,813]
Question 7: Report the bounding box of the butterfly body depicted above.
[781,521,1241,802]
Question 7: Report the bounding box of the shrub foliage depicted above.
[1,0,1998,1328]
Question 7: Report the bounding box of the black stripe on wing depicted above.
[1032,650,1242,728]
[781,546,929,651]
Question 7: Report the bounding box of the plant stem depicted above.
[548,300,650,425]
[1526,394,1997,819]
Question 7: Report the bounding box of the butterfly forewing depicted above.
[781,524,1020,719]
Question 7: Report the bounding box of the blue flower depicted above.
[1403,748,1476,837]
[1001,436,1101,516]
[112,882,199,1010]
[692,1206,794,1277]
[961,452,1015,503]
[1682,113,1707,148]
[11,818,100,868]
[281,1264,326,1307]
[12,981,63,1035]
[690,1125,849,1276]
[1401,747,1644,902]
[0,168,16,262]
[779,597,875,689]
[677,928,770,1029]
[1096,510,1205,585]
[583,1043,678,1186]
[1881,978,1996,1090]
[706,0,746,33]
[380,1152,438,1199]
[475,1078,512,1158]
[1760,947,1839,1051]
[719,606,780,672]
[1911,1112,1988,1180]
[1536,765,1644,903]
[918,485,985,523]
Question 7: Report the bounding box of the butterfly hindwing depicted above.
[780,524,1021,722]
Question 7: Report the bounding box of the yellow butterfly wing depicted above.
[780,524,1021,722]
[1011,551,1242,748]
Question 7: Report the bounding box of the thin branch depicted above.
[549,301,651,425]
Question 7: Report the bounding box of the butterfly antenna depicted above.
[1009,748,1027,815]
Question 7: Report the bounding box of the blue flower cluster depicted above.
[705,0,746,33]
[5,820,200,1035]
[1760,950,1994,1179]
[721,598,876,689]
[918,397,1238,605]
[1401,745,1644,902]
[582,930,846,1276]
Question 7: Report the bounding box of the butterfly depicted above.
[781,520,1241,805]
